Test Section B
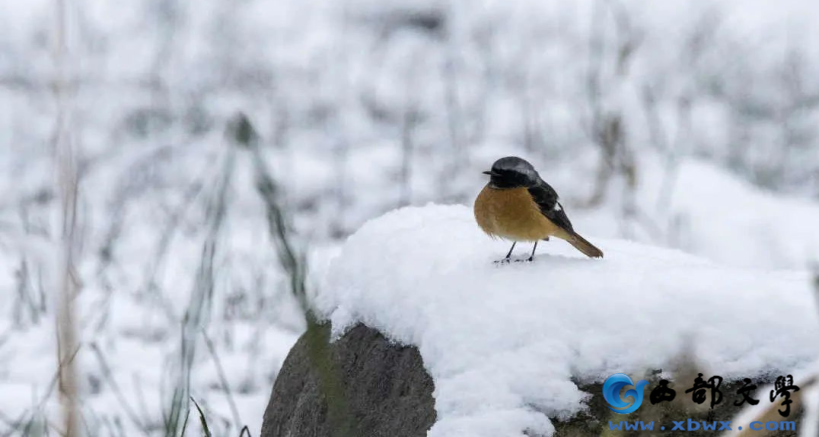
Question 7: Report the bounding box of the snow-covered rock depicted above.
[314,204,819,437]
[260,324,436,437]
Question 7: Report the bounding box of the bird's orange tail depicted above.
[567,232,604,258]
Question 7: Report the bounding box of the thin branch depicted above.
[52,0,80,433]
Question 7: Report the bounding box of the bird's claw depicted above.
[514,258,534,263]
[494,258,512,264]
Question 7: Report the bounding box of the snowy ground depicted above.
[3,0,819,435]
[317,204,819,437]
[1,152,818,435]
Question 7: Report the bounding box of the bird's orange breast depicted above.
[474,185,566,241]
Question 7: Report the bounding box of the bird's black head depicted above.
[483,156,539,189]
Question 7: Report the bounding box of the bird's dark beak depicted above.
[482,170,493,176]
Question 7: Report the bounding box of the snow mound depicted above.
[316,204,819,437]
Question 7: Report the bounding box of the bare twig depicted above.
[52,0,80,433]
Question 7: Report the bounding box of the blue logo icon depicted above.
[603,374,649,414]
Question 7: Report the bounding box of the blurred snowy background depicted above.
[2,0,819,435]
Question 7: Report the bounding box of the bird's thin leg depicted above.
[495,241,516,264]
[527,241,538,262]
[504,241,517,259]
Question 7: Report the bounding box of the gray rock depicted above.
[260,323,436,437]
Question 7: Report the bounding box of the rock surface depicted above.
[260,323,436,437]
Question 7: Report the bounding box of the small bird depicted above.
[474,156,604,262]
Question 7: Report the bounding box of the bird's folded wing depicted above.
[527,182,574,233]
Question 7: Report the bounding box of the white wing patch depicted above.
[554,202,562,212]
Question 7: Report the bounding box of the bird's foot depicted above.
[514,257,534,263]
[493,258,512,265]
